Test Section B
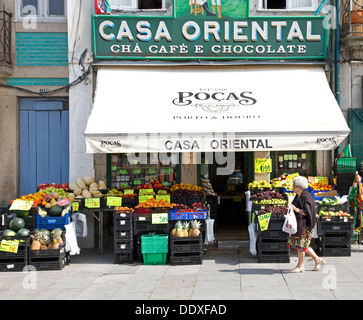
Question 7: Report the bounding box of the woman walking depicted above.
[289,176,326,273]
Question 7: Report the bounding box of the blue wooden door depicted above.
[19,99,69,195]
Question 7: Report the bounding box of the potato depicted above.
[69,182,78,191]
[98,180,107,190]
[82,189,92,198]
[73,188,82,196]
[84,176,95,186]
[89,182,99,189]
[76,177,87,189]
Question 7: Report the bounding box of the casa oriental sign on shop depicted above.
[92,16,327,60]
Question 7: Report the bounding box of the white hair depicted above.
[293,176,308,190]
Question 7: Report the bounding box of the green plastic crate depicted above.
[141,234,169,254]
[143,253,167,265]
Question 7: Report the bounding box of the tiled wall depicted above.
[16,32,68,66]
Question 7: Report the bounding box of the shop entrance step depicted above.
[217,240,249,249]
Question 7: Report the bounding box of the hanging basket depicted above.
[351,9,363,24]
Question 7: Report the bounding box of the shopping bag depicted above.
[282,206,297,234]
[204,219,215,245]
[72,212,88,237]
[293,212,307,237]
[248,223,257,256]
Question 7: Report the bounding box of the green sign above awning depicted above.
[92,2,328,61]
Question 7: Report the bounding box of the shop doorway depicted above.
[19,98,69,195]
[202,152,249,240]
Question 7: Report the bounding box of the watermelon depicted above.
[49,204,63,217]
[9,218,25,232]
[2,229,16,237]
[12,210,29,218]
[16,228,30,237]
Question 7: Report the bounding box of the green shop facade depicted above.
[84,0,350,231]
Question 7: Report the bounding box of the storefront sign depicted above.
[255,159,272,173]
[92,1,327,61]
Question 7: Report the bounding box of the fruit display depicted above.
[38,182,69,191]
[309,182,334,191]
[136,198,171,208]
[254,199,287,205]
[1,217,30,238]
[68,176,106,199]
[248,180,271,189]
[171,220,201,238]
[136,180,165,190]
[30,228,64,251]
[170,183,203,193]
[251,190,284,200]
[318,210,350,217]
[257,206,288,219]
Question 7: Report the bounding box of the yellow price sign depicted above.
[255,159,272,173]
[72,202,79,212]
[257,212,271,231]
[85,198,100,208]
[106,197,122,207]
[0,240,19,254]
[10,200,33,211]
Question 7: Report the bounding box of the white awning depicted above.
[84,65,350,153]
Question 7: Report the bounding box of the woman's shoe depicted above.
[313,259,326,271]
[290,266,305,273]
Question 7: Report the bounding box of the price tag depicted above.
[139,195,154,203]
[148,169,156,174]
[85,198,100,208]
[162,181,169,186]
[10,200,34,211]
[152,213,169,224]
[120,169,127,174]
[139,189,154,195]
[111,165,117,171]
[0,240,19,254]
[133,169,141,174]
[254,159,272,173]
[121,183,129,188]
[72,202,79,212]
[106,197,122,207]
[155,195,170,203]
[134,180,141,186]
[124,189,134,195]
[257,212,271,231]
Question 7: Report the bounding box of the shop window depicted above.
[110,0,167,10]
[260,0,319,10]
[273,151,315,178]
[17,0,67,22]
[109,153,178,189]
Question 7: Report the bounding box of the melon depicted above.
[13,210,29,218]
[9,218,25,232]
[2,229,16,237]
[48,204,63,217]
[16,228,30,237]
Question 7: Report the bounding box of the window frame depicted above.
[16,0,67,22]
[259,0,319,12]
[109,0,167,12]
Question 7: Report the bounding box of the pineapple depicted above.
[175,221,184,237]
[182,221,190,237]
[189,220,201,237]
